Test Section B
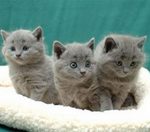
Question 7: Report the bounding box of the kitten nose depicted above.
[16,54,21,58]
[123,68,129,74]
[80,71,86,76]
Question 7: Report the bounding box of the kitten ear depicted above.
[137,36,147,49]
[1,30,10,41]
[32,26,42,41]
[104,37,117,53]
[87,37,95,51]
[53,41,66,59]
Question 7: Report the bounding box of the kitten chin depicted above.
[95,34,146,111]
[1,27,60,104]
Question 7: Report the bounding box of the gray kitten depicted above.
[95,34,146,110]
[1,27,60,104]
[53,38,99,110]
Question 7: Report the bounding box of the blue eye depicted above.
[116,61,122,66]
[23,46,29,51]
[10,46,16,51]
[70,62,77,69]
[85,61,91,67]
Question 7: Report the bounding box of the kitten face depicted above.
[53,38,96,80]
[99,35,146,78]
[1,27,44,65]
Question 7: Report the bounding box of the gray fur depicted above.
[53,38,99,110]
[95,34,146,110]
[1,27,60,104]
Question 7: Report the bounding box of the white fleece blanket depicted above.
[0,66,150,132]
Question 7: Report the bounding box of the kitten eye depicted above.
[85,61,91,68]
[23,46,29,51]
[116,61,122,66]
[130,61,136,67]
[70,62,77,69]
[10,46,16,51]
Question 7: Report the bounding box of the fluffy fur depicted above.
[1,27,60,104]
[53,38,100,110]
[94,34,146,110]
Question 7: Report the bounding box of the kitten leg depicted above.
[87,89,101,111]
[100,90,113,111]
[85,84,101,111]
[30,87,47,101]
[88,86,113,111]
[74,88,100,111]
[88,93,101,111]
[58,90,74,106]
[74,89,91,110]
[15,87,29,97]
[100,94,113,111]
[122,93,137,108]
[112,92,128,109]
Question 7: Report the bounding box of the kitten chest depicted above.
[100,78,132,95]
